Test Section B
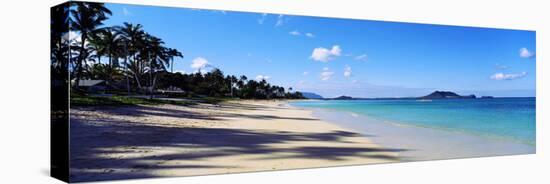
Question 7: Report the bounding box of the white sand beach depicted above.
[69,100,402,182]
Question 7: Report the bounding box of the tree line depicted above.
[156,70,304,99]
[51,2,304,100]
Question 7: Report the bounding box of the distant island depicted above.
[420,91,476,99]
[301,92,324,99]
[326,96,354,100]
[311,91,490,100]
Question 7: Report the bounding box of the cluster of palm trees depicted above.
[156,69,304,99]
[56,2,182,96]
[51,2,303,100]
[51,2,71,111]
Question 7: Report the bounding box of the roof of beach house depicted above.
[78,80,106,87]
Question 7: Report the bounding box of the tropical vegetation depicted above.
[51,2,304,103]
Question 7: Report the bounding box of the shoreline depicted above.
[293,105,535,161]
[69,100,400,182]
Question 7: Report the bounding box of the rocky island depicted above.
[420,91,476,99]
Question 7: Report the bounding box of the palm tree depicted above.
[51,3,70,79]
[269,85,282,99]
[115,22,145,92]
[277,86,285,98]
[227,75,238,97]
[152,47,183,96]
[86,27,123,85]
[86,63,109,80]
[166,48,183,73]
[142,33,167,98]
[238,75,247,88]
[100,28,121,83]
[74,45,97,79]
[51,3,71,112]
[70,2,112,88]
[245,80,259,99]
[87,33,106,64]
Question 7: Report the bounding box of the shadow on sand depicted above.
[69,104,407,182]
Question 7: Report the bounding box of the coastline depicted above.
[291,104,535,161]
[69,100,400,182]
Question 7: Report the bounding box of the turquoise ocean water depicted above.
[291,98,535,145]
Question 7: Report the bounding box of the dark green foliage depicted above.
[154,70,305,100]
[59,2,304,101]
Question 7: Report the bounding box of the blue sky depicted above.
[103,3,536,98]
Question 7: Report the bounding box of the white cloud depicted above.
[122,7,131,16]
[289,31,314,38]
[289,30,301,36]
[310,45,342,62]
[320,67,334,81]
[190,57,209,70]
[495,63,508,69]
[519,48,535,58]
[275,14,284,27]
[354,54,368,61]
[302,71,309,76]
[256,75,271,81]
[352,80,358,83]
[490,72,527,80]
[257,13,267,24]
[344,65,352,78]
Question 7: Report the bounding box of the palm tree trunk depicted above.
[74,33,87,89]
[97,53,101,65]
[151,73,158,99]
[132,54,142,90]
[149,56,154,99]
[133,69,142,89]
[107,53,112,85]
[124,44,131,95]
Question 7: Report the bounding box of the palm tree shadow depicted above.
[69,105,408,182]
[79,105,222,120]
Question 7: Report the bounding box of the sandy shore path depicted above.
[69,100,402,182]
